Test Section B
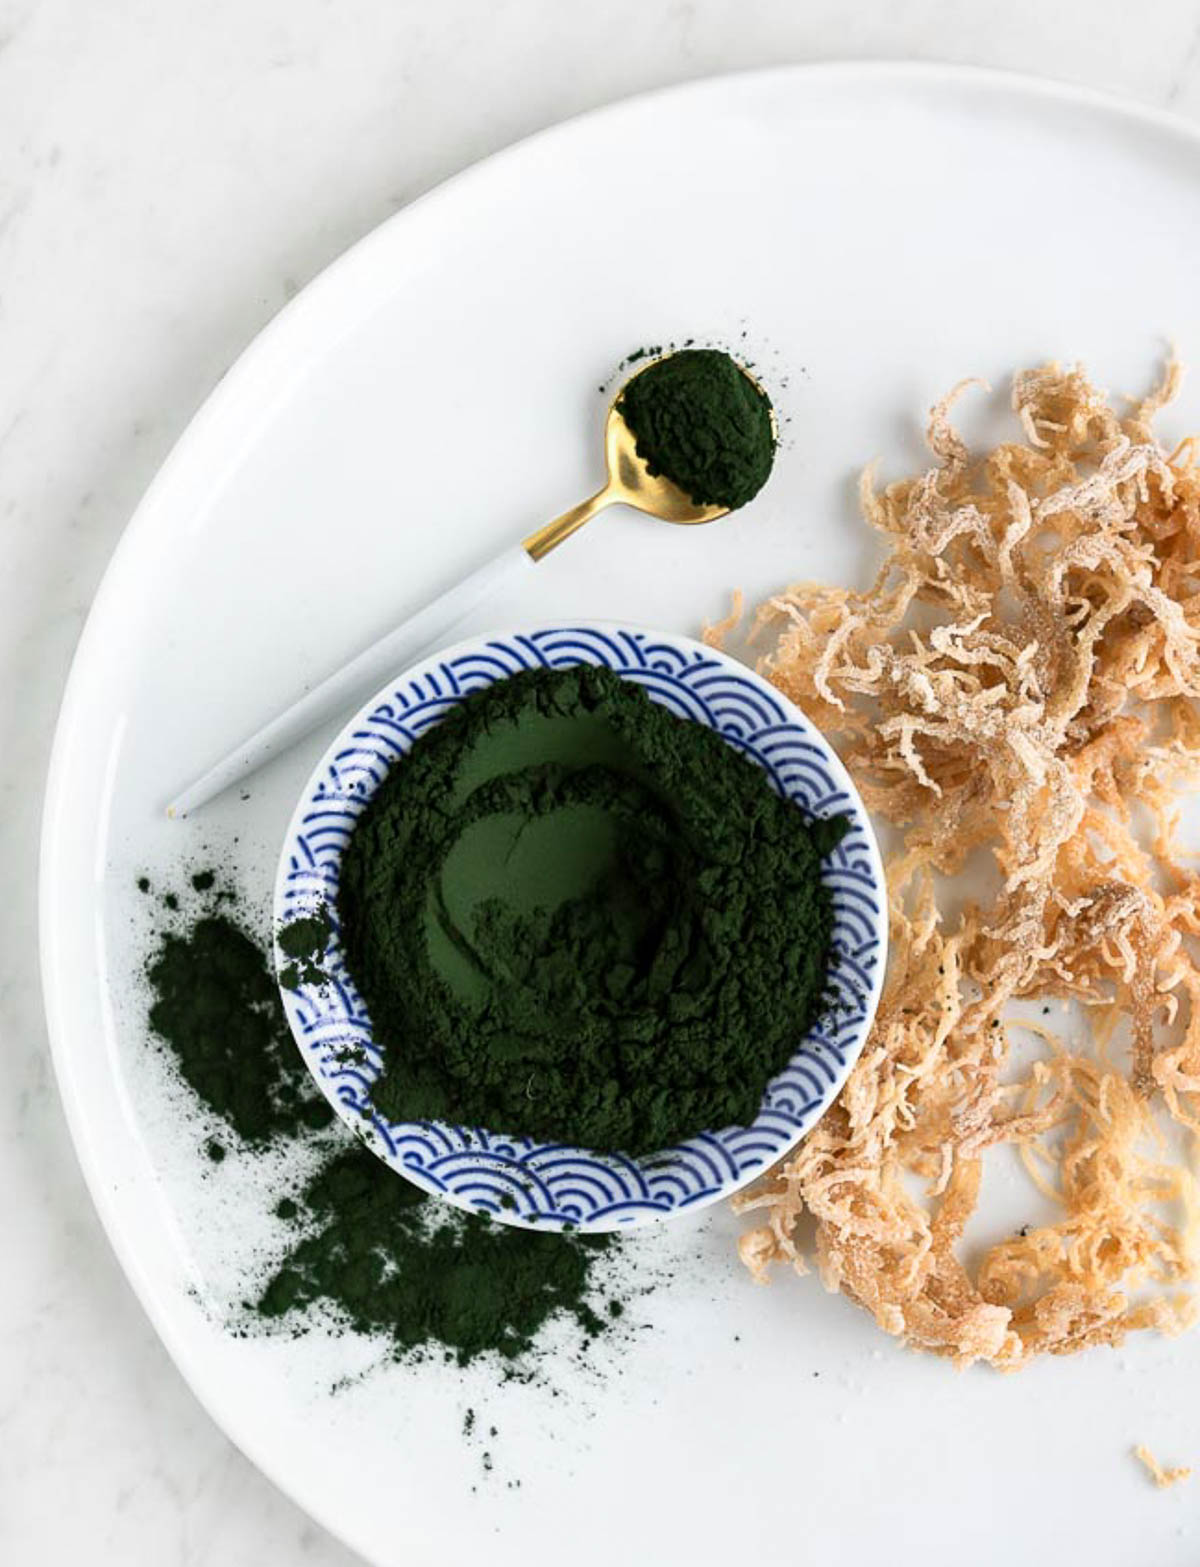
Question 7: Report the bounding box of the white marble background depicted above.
[5,2,1200,1561]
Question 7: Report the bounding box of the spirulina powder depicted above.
[617,347,776,509]
[256,1145,614,1364]
[142,880,622,1368]
[146,902,333,1143]
[338,663,848,1155]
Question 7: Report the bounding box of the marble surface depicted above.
[6,2,1200,1561]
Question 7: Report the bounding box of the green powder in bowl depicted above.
[273,624,885,1231]
[337,662,847,1155]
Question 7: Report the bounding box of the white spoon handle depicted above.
[166,543,536,817]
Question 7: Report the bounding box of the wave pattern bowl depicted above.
[274,623,886,1231]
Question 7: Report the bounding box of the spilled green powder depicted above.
[146,910,333,1142]
[253,1145,613,1364]
[278,906,332,992]
[617,348,775,509]
[142,880,625,1372]
[338,663,848,1155]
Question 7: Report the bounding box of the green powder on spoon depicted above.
[616,347,776,509]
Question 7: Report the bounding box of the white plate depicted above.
[41,64,1200,1567]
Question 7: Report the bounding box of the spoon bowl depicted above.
[522,364,734,560]
[604,398,729,523]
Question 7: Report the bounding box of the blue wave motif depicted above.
[274,624,887,1232]
[643,1169,697,1201]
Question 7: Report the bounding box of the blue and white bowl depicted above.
[274,623,886,1232]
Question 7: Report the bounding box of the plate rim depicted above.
[37,60,1200,1564]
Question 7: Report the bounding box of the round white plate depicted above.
[41,64,1200,1567]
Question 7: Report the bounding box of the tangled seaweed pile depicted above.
[731,361,1200,1368]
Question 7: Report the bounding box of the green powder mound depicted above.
[255,1146,611,1364]
[616,348,775,509]
[146,911,334,1142]
[337,663,849,1156]
[140,887,637,1382]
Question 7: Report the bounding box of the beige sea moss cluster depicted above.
[730,361,1200,1368]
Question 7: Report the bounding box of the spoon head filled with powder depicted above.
[614,347,777,515]
[522,348,775,559]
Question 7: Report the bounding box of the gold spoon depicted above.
[523,375,728,561]
[167,358,761,817]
